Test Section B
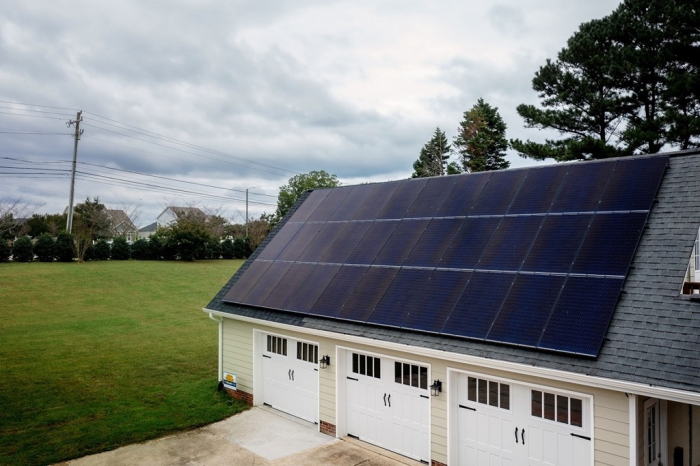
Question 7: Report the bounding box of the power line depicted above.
[0,111,70,121]
[0,100,80,112]
[0,105,76,117]
[0,131,73,135]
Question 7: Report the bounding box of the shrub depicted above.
[12,236,34,262]
[148,235,163,260]
[34,234,56,262]
[55,233,75,262]
[209,239,222,259]
[92,239,111,261]
[110,238,131,260]
[0,238,10,262]
[233,237,247,259]
[161,237,178,260]
[131,238,150,260]
[221,239,235,259]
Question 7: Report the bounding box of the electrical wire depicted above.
[0,111,70,120]
[0,100,80,112]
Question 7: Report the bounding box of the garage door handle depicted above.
[522,428,525,445]
[262,355,271,359]
[291,370,294,381]
[387,394,391,407]
[458,404,475,411]
[347,377,358,381]
[571,433,591,441]
[288,369,291,380]
[515,427,518,444]
[383,393,387,406]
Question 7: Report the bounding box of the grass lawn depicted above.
[0,260,247,466]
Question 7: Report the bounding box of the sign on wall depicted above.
[223,372,237,390]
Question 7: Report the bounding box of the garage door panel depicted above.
[526,426,543,461]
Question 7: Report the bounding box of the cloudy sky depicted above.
[1,0,621,227]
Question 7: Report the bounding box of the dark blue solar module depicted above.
[438,172,491,217]
[442,272,514,339]
[404,218,464,267]
[262,263,316,310]
[402,270,471,333]
[345,221,399,264]
[311,266,367,317]
[307,187,351,222]
[296,222,347,263]
[222,154,668,357]
[289,189,330,222]
[352,182,399,220]
[338,267,399,322]
[470,169,528,215]
[330,184,377,221]
[477,216,543,271]
[374,219,430,266]
[523,214,591,273]
[572,212,647,276]
[508,165,569,215]
[405,176,458,218]
[378,179,428,219]
[322,221,372,264]
[486,274,566,347]
[276,223,324,262]
[598,156,667,211]
[439,217,501,269]
[539,276,624,355]
[550,161,615,213]
[368,269,432,327]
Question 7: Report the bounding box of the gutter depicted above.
[204,308,700,405]
[207,312,223,382]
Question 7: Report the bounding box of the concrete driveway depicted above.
[57,407,421,466]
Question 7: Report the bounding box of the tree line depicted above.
[412,0,699,176]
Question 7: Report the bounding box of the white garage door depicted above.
[261,334,319,423]
[452,372,592,466]
[346,351,430,463]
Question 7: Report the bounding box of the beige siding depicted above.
[221,317,633,466]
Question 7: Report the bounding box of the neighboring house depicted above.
[205,150,700,466]
[156,206,207,228]
[104,209,137,242]
[137,222,157,239]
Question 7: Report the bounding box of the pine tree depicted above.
[411,128,460,178]
[454,99,510,172]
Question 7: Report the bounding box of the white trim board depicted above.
[205,309,700,405]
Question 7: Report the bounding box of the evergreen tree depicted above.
[55,232,75,262]
[92,239,111,260]
[0,238,10,262]
[130,238,150,260]
[221,239,235,259]
[411,128,460,178]
[148,235,163,260]
[110,237,131,260]
[12,236,34,262]
[454,99,510,172]
[34,233,56,262]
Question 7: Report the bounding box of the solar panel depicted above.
[296,222,347,263]
[368,269,432,326]
[345,221,399,264]
[442,272,514,339]
[338,267,399,322]
[477,216,543,271]
[311,266,367,317]
[405,176,458,218]
[538,277,623,355]
[439,217,501,269]
[374,219,430,266]
[378,179,428,219]
[550,161,615,213]
[404,218,464,267]
[288,189,330,222]
[598,156,667,211]
[307,187,352,222]
[471,169,528,215]
[486,274,566,347]
[222,155,668,358]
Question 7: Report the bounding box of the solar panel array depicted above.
[223,155,668,356]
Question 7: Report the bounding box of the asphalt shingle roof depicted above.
[206,150,700,394]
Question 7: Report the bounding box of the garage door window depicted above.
[267,335,287,356]
[352,352,381,379]
[297,341,318,364]
[531,390,583,427]
[395,362,428,389]
[467,376,510,410]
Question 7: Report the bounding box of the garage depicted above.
[450,371,592,466]
[345,350,431,464]
[260,333,319,423]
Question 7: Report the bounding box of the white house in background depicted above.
[205,150,700,466]
[137,222,157,239]
[156,206,207,228]
[105,210,137,242]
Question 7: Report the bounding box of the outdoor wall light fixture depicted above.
[320,355,331,369]
[430,379,442,397]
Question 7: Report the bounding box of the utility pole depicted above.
[66,111,83,233]
[245,189,249,238]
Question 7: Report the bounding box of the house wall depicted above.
[156,209,176,228]
[222,317,631,466]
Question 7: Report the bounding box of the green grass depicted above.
[0,260,248,466]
